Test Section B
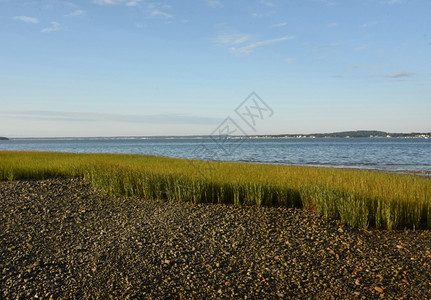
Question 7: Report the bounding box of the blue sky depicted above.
[1,0,430,137]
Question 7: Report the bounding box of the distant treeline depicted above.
[0,137,9,140]
[273,130,431,138]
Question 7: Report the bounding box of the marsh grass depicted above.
[1,151,430,229]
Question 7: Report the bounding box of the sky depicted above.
[0,0,430,137]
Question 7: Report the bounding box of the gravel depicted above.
[1,177,430,299]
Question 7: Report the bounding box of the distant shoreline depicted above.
[5,135,431,140]
[266,130,431,139]
[4,130,430,140]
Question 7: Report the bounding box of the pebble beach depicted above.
[1,178,430,299]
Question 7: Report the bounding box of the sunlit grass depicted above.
[1,151,430,229]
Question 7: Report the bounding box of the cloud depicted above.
[384,71,415,78]
[93,0,124,4]
[260,0,274,6]
[126,0,143,6]
[206,0,223,7]
[285,58,297,64]
[217,33,253,45]
[327,23,338,28]
[362,21,377,28]
[383,0,404,4]
[41,21,61,33]
[271,22,287,28]
[354,46,366,51]
[0,110,219,125]
[94,0,174,19]
[150,10,173,18]
[13,16,39,24]
[216,30,295,57]
[230,36,295,56]
[65,10,84,16]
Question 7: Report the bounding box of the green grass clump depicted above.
[1,151,430,230]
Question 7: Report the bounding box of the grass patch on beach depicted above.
[1,151,430,230]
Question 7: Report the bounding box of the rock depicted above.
[75,244,85,251]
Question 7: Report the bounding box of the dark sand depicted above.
[1,178,430,299]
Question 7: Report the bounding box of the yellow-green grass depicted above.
[1,151,430,230]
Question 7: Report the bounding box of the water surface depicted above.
[1,137,430,173]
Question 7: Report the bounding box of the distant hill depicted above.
[271,130,430,138]
[0,137,9,140]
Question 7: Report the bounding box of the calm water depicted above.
[1,138,430,173]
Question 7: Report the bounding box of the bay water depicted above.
[1,137,430,173]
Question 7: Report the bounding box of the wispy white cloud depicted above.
[13,16,39,24]
[271,22,287,28]
[41,21,61,33]
[93,0,124,5]
[230,36,295,56]
[285,58,297,64]
[126,0,144,6]
[384,71,415,78]
[94,0,172,13]
[0,110,219,125]
[260,0,274,6]
[362,21,377,28]
[354,46,366,51]
[150,10,173,18]
[383,0,404,5]
[65,10,84,17]
[327,23,338,28]
[218,33,253,45]
[206,0,223,7]
[96,0,174,19]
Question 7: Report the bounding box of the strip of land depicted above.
[1,178,430,299]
